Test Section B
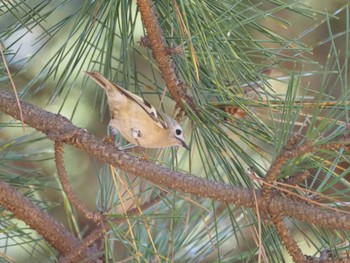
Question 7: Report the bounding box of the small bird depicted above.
[85,71,189,150]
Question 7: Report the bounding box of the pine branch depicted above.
[55,141,103,223]
[272,216,304,262]
[137,0,198,114]
[1,89,350,232]
[0,180,95,259]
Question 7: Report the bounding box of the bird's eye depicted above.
[175,128,182,136]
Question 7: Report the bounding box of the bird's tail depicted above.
[85,71,116,93]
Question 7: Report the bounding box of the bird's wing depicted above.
[113,82,168,129]
[86,71,168,129]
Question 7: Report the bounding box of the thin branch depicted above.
[0,43,25,132]
[54,141,103,223]
[272,216,305,263]
[282,170,311,186]
[263,134,313,199]
[250,170,264,263]
[136,0,198,114]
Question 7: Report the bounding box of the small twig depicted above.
[281,170,311,186]
[173,0,199,81]
[275,171,313,203]
[263,134,312,199]
[271,216,305,263]
[0,43,25,132]
[54,141,103,223]
[249,168,264,263]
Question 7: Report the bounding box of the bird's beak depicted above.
[180,140,190,151]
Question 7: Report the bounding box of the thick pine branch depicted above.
[0,180,95,259]
[1,89,350,234]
